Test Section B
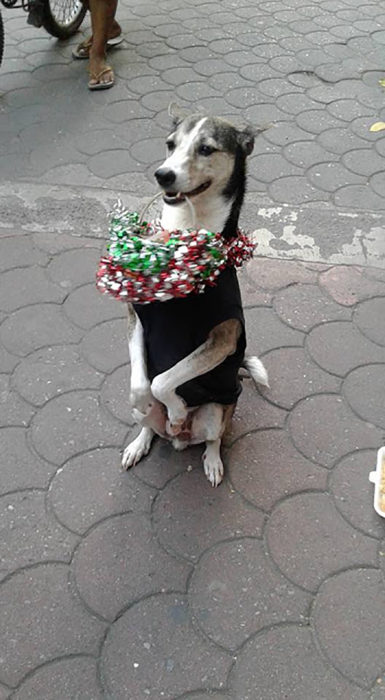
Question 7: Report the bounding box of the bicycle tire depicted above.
[40,0,86,39]
[0,10,4,67]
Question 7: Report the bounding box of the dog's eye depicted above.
[198,144,215,156]
[166,140,175,152]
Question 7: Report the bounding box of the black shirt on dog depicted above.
[134,266,246,407]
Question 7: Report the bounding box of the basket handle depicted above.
[139,191,197,229]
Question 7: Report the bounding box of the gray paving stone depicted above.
[0,563,106,687]
[0,490,78,580]
[335,184,385,210]
[12,657,103,700]
[313,569,385,688]
[230,625,368,700]
[189,538,310,650]
[371,171,385,198]
[0,236,47,272]
[0,374,34,427]
[49,447,155,535]
[13,346,103,406]
[250,153,302,182]
[274,283,351,331]
[320,265,385,305]
[31,391,127,465]
[0,427,55,494]
[0,344,19,374]
[269,175,327,203]
[73,512,191,619]
[99,364,134,425]
[224,378,286,444]
[307,320,385,376]
[283,140,338,168]
[342,148,385,177]
[343,364,385,429]
[289,394,382,467]
[228,428,327,511]
[102,593,231,699]
[46,248,101,290]
[80,318,127,373]
[0,303,83,357]
[308,161,364,192]
[154,469,264,562]
[245,306,305,355]
[330,449,384,539]
[262,346,340,407]
[354,297,385,346]
[267,492,377,591]
[63,283,125,330]
[0,266,65,313]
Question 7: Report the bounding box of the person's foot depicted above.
[88,53,115,90]
[73,22,122,59]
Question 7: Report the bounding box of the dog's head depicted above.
[154,104,256,206]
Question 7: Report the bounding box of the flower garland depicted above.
[96,207,255,304]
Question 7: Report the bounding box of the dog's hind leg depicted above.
[191,402,234,487]
[121,426,154,470]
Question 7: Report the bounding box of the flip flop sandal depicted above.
[88,66,115,90]
[73,34,123,60]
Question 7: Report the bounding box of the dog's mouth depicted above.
[163,180,211,205]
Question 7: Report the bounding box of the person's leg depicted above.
[88,0,118,87]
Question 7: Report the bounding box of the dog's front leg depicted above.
[126,304,153,417]
[151,319,241,433]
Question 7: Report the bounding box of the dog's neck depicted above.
[160,194,233,236]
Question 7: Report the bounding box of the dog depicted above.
[121,105,268,486]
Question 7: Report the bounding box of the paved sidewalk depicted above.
[1,0,385,697]
[0,233,385,698]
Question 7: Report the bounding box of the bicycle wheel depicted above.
[0,10,4,67]
[40,0,86,39]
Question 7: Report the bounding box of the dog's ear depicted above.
[168,102,190,126]
[237,126,255,156]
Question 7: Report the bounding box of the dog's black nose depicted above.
[154,167,176,188]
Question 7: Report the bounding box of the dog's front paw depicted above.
[121,428,153,469]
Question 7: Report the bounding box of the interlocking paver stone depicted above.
[343,364,385,429]
[99,364,134,425]
[0,490,77,580]
[80,318,127,372]
[354,297,385,346]
[63,283,125,329]
[0,374,34,427]
[45,247,101,289]
[320,265,385,305]
[0,267,65,313]
[224,378,286,444]
[0,563,106,687]
[266,492,378,591]
[189,538,310,650]
[289,393,382,467]
[49,447,155,534]
[11,657,103,700]
[261,346,340,408]
[153,469,264,562]
[228,429,328,511]
[12,345,103,406]
[0,236,47,272]
[30,391,127,465]
[274,283,351,331]
[307,321,385,376]
[230,625,368,700]
[330,449,384,539]
[245,306,305,354]
[101,594,231,699]
[73,513,191,620]
[0,303,83,357]
[312,569,385,688]
[0,427,55,493]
